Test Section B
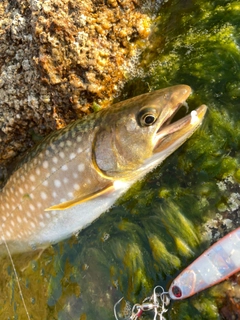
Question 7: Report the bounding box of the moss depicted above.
[234,168,240,182]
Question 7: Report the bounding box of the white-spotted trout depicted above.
[0,85,207,254]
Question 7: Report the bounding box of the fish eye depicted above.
[138,107,158,127]
[171,285,182,298]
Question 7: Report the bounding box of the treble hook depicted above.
[152,286,170,320]
[114,286,171,320]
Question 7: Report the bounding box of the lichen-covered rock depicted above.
[0,0,152,172]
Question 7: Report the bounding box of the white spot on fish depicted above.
[59,151,65,159]
[17,216,22,223]
[52,156,58,164]
[15,191,19,198]
[37,202,42,208]
[77,147,83,154]
[78,163,85,172]
[74,184,80,191]
[52,191,57,198]
[41,191,47,200]
[43,160,49,169]
[30,222,36,228]
[69,153,76,160]
[63,177,69,184]
[42,180,48,187]
[30,204,35,211]
[30,174,36,182]
[54,180,61,188]
[39,222,45,228]
[45,150,51,157]
[61,164,68,171]
[73,173,79,179]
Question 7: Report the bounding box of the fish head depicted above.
[93,85,207,179]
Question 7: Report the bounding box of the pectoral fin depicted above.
[45,184,114,211]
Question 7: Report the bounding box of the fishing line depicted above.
[2,236,31,320]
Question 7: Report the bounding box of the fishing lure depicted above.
[169,227,240,300]
[114,227,240,319]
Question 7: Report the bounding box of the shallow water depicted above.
[1,0,240,319]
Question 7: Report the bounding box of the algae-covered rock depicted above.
[1,0,240,319]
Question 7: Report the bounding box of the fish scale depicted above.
[0,85,207,254]
[0,120,108,252]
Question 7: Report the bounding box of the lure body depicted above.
[0,85,207,254]
[169,227,240,299]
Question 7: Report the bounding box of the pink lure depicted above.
[169,227,240,299]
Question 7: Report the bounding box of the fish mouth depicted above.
[153,102,207,154]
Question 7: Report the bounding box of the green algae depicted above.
[1,0,240,319]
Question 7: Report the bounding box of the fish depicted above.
[0,85,207,255]
[168,227,240,300]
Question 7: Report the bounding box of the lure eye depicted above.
[138,107,158,127]
[171,285,182,298]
